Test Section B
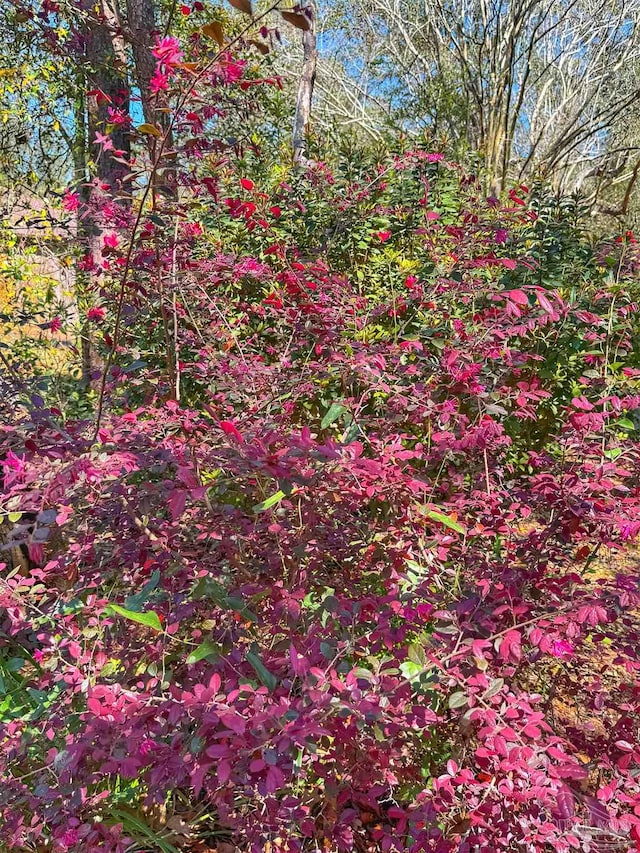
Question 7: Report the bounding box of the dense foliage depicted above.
[2,5,640,853]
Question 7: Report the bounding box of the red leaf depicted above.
[168,489,186,521]
[505,289,528,306]
[266,765,285,793]
[87,697,103,716]
[554,786,575,821]
[498,629,522,663]
[537,291,555,314]
[218,420,243,443]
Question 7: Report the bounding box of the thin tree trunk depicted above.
[70,91,95,389]
[125,0,158,125]
[86,15,131,185]
[80,3,131,387]
[125,0,178,196]
[292,4,318,165]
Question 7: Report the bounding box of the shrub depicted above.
[2,15,640,853]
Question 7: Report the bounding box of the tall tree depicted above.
[321,0,640,195]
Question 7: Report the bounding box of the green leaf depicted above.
[322,594,339,613]
[617,417,636,431]
[108,808,179,853]
[482,678,504,700]
[186,639,220,665]
[407,643,427,668]
[107,604,163,633]
[341,421,361,444]
[192,576,227,602]
[320,640,336,659]
[321,402,347,430]
[124,569,160,612]
[122,359,148,374]
[400,660,423,682]
[448,691,468,709]
[225,595,258,622]
[7,512,22,523]
[246,646,278,691]
[192,578,257,622]
[253,490,286,512]
[603,447,622,461]
[423,508,466,535]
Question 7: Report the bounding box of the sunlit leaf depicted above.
[407,643,427,667]
[400,660,423,682]
[617,417,635,431]
[137,123,162,137]
[482,678,505,700]
[423,508,466,535]
[107,604,163,633]
[448,691,468,709]
[186,639,221,664]
[253,490,286,512]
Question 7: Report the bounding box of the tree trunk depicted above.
[125,0,158,125]
[292,4,318,165]
[126,0,177,197]
[80,2,131,387]
[86,10,131,187]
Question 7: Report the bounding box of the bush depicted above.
[2,21,640,853]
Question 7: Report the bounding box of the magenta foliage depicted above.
[2,21,640,853]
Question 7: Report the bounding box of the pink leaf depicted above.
[217,760,232,784]
[265,765,284,793]
[505,289,529,306]
[219,420,244,443]
[168,489,187,521]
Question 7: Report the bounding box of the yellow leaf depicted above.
[202,21,225,46]
[137,123,162,137]
[228,0,252,15]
